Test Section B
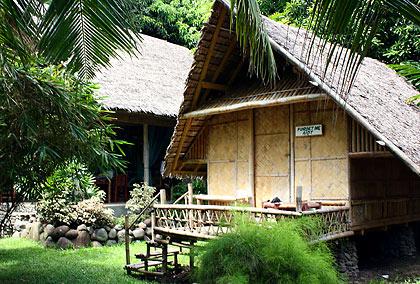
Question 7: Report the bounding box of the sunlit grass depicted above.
[0,238,152,283]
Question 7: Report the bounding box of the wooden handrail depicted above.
[173,191,189,205]
[128,191,161,230]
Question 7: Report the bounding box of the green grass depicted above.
[0,237,151,283]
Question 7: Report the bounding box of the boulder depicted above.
[138,222,147,230]
[39,232,48,242]
[73,231,90,248]
[57,237,73,249]
[114,224,123,231]
[20,229,28,238]
[132,229,145,240]
[104,225,112,232]
[108,228,117,239]
[12,231,20,238]
[45,224,55,236]
[53,225,70,239]
[77,224,87,231]
[44,236,56,248]
[105,240,117,246]
[117,230,126,243]
[91,241,102,248]
[29,222,42,241]
[143,218,151,227]
[87,226,94,235]
[145,228,153,237]
[65,229,78,240]
[92,228,108,242]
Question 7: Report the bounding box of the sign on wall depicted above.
[295,124,323,137]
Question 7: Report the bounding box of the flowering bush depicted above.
[71,192,114,227]
[126,183,156,213]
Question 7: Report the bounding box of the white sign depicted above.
[295,124,323,137]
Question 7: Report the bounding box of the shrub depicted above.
[171,177,207,201]
[195,217,340,284]
[37,162,114,227]
[126,183,156,213]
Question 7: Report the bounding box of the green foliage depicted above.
[195,218,340,284]
[269,0,311,26]
[126,183,156,213]
[37,162,114,227]
[389,61,420,93]
[171,177,207,201]
[0,61,126,199]
[125,0,212,49]
[0,0,139,79]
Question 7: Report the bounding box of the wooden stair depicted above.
[125,240,181,280]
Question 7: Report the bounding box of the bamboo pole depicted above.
[143,124,150,185]
[124,215,131,273]
[160,189,167,205]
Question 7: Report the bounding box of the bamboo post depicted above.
[188,183,194,229]
[162,243,168,277]
[143,124,150,185]
[151,212,156,242]
[160,189,167,204]
[124,215,131,274]
[189,240,195,269]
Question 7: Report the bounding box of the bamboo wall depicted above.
[206,100,350,207]
[207,110,252,197]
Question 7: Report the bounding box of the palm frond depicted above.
[230,0,277,84]
[389,61,420,90]
[38,0,140,79]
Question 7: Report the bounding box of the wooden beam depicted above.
[348,152,392,159]
[172,8,227,172]
[201,81,227,91]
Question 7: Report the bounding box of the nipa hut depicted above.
[95,34,193,203]
[163,0,420,232]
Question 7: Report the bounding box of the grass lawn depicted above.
[0,237,154,284]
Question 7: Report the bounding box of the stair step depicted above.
[135,249,179,259]
[125,260,173,271]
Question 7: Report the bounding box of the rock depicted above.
[39,232,48,242]
[132,229,145,240]
[108,228,117,239]
[12,231,20,238]
[138,222,147,230]
[73,231,90,248]
[25,222,31,230]
[29,222,41,241]
[44,236,56,248]
[129,230,133,236]
[87,226,94,235]
[114,224,123,231]
[14,221,26,231]
[155,234,162,241]
[106,240,117,246]
[104,225,112,232]
[92,228,108,242]
[20,229,28,238]
[57,237,73,249]
[143,219,151,227]
[145,228,153,237]
[65,229,78,240]
[54,225,70,237]
[117,230,126,243]
[77,224,87,231]
[45,224,55,236]
[91,241,102,248]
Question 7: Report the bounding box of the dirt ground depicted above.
[355,256,420,283]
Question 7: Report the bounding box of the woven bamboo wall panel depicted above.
[208,162,236,196]
[237,161,250,192]
[255,134,289,176]
[295,161,311,200]
[208,122,237,161]
[311,159,348,199]
[349,118,387,153]
[237,120,250,161]
[210,111,238,125]
[310,111,347,158]
[254,105,289,135]
[255,176,289,207]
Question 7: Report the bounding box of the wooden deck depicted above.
[152,204,353,241]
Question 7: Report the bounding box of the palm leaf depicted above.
[230,0,277,83]
[38,0,140,79]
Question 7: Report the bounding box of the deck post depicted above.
[124,215,131,274]
[151,212,156,242]
[160,189,167,204]
[188,183,194,229]
[143,124,150,185]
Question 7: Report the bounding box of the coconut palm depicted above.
[0,0,139,79]
[229,0,420,90]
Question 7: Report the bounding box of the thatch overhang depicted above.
[164,0,420,176]
[95,34,193,120]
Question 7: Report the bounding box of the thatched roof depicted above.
[164,0,419,175]
[95,34,193,117]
